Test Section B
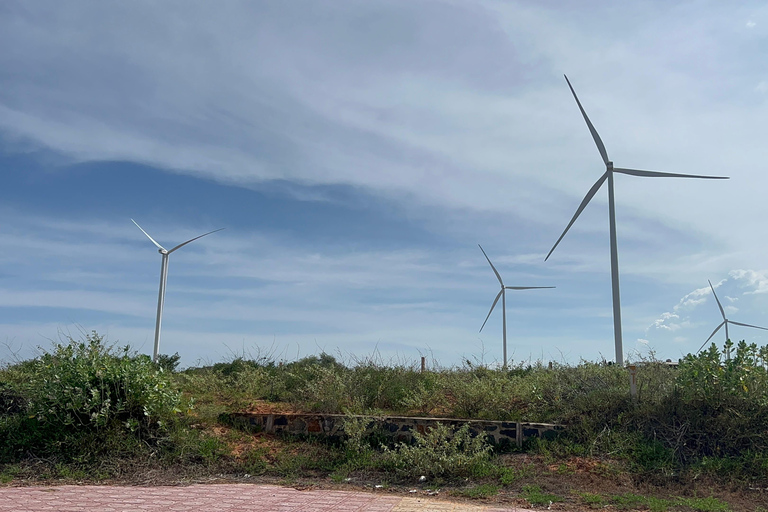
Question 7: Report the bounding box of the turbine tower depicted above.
[132,219,224,362]
[546,75,729,365]
[697,279,768,354]
[478,244,554,369]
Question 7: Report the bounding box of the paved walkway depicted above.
[0,484,538,511]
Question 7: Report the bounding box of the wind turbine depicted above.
[478,244,554,369]
[132,219,224,362]
[696,279,768,354]
[545,74,729,365]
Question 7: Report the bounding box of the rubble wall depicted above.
[225,412,563,448]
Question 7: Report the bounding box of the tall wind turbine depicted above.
[546,75,729,365]
[478,244,554,369]
[696,279,768,353]
[132,219,224,362]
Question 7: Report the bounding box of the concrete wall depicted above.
[225,412,564,448]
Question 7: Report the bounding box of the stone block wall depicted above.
[225,412,564,448]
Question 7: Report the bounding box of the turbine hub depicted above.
[607,161,614,170]
[159,249,168,255]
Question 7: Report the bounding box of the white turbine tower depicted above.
[546,75,729,365]
[697,279,768,354]
[132,219,224,362]
[478,245,554,369]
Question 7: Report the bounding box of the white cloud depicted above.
[675,286,711,311]
[730,269,768,294]
[652,311,682,331]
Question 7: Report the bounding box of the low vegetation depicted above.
[0,333,766,510]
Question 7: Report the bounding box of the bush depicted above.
[442,366,518,419]
[383,423,492,478]
[155,352,181,373]
[652,340,768,467]
[0,332,185,461]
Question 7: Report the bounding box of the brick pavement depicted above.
[0,484,538,511]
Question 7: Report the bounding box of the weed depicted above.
[612,493,671,512]
[576,491,607,508]
[238,448,268,475]
[497,465,529,485]
[54,463,88,480]
[520,485,562,506]
[451,483,500,499]
[268,441,346,478]
[674,496,732,512]
[0,464,19,483]
[330,470,348,483]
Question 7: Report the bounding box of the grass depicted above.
[674,496,732,512]
[607,494,733,512]
[496,465,530,485]
[450,483,500,499]
[0,333,766,511]
[520,484,562,506]
[576,491,608,509]
[612,494,670,511]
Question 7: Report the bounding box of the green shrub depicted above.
[0,383,26,415]
[639,341,768,469]
[155,352,181,373]
[400,371,446,416]
[382,423,492,478]
[442,367,518,419]
[0,332,185,461]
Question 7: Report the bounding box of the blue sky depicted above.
[2,1,768,367]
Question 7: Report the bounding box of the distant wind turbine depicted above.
[132,219,224,362]
[478,244,554,369]
[545,75,729,365]
[696,279,768,353]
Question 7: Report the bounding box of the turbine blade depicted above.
[709,280,727,321]
[168,227,225,254]
[505,286,556,290]
[728,320,768,331]
[545,171,608,261]
[479,290,503,333]
[132,219,166,252]
[564,74,609,165]
[697,321,725,353]
[478,244,504,286]
[614,167,729,180]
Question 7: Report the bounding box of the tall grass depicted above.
[3,332,768,484]
[181,340,768,482]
